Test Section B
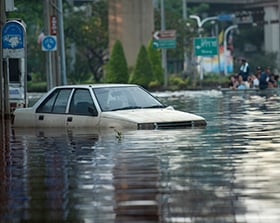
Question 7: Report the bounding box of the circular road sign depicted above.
[42,35,57,51]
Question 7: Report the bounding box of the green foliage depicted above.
[105,40,128,83]
[9,0,109,84]
[148,80,162,91]
[27,81,47,92]
[64,1,108,82]
[67,57,92,84]
[147,40,164,84]
[8,1,45,80]
[202,73,229,88]
[130,46,154,88]
[168,74,188,90]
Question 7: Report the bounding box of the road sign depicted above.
[153,30,176,40]
[2,20,26,58]
[152,30,176,49]
[42,35,57,51]
[153,39,176,49]
[194,37,218,56]
[217,14,235,21]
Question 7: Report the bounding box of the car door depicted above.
[66,88,100,128]
[35,88,72,127]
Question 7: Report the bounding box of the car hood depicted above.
[101,107,206,123]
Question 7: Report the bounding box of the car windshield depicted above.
[93,86,165,112]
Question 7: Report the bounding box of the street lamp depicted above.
[223,25,238,76]
[189,15,218,34]
[189,15,218,80]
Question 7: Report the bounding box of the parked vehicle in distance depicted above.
[12,84,207,130]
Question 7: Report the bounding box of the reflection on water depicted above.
[1,91,280,222]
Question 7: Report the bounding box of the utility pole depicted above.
[43,0,53,90]
[160,0,168,87]
[182,0,188,75]
[57,0,67,85]
[43,0,67,89]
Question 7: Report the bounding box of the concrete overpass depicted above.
[108,0,280,67]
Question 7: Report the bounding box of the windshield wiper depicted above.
[111,106,143,111]
[143,105,166,109]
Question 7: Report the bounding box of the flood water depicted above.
[1,90,280,223]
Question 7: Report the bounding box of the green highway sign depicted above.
[194,37,218,56]
[152,39,176,49]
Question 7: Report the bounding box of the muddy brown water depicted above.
[1,90,280,223]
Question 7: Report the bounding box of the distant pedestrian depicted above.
[239,57,250,81]
[249,74,259,88]
[259,66,271,90]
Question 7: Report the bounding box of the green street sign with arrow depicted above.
[194,37,218,56]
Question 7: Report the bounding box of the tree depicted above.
[9,0,109,84]
[130,45,153,88]
[147,40,164,84]
[105,40,128,83]
[64,0,108,82]
[8,1,45,80]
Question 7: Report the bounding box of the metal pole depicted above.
[182,0,187,20]
[43,0,52,90]
[223,25,237,76]
[182,0,188,75]
[215,23,221,74]
[57,0,67,85]
[161,0,168,87]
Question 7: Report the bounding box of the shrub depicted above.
[168,74,188,90]
[147,40,164,84]
[105,40,128,83]
[129,45,154,88]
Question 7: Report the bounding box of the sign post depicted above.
[2,20,27,117]
[193,37,218,80]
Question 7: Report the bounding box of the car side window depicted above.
[36,89,72,114]
[69,89,97,116]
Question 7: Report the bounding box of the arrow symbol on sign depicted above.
[153,41,159,47]
[153,31,159,40]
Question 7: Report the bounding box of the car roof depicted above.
[53,83,138,89]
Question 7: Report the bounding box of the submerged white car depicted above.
[12,84,207,130]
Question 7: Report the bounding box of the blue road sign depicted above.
[42,35,57,51]
[2,20,25,49]
[2,20,26,58]
[217,14,235,21]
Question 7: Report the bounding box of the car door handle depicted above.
[67,117,73,122]
[39,115,44,120]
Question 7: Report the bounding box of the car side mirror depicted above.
[88,106,98,116]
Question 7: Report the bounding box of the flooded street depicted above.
[1,90,280,223]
